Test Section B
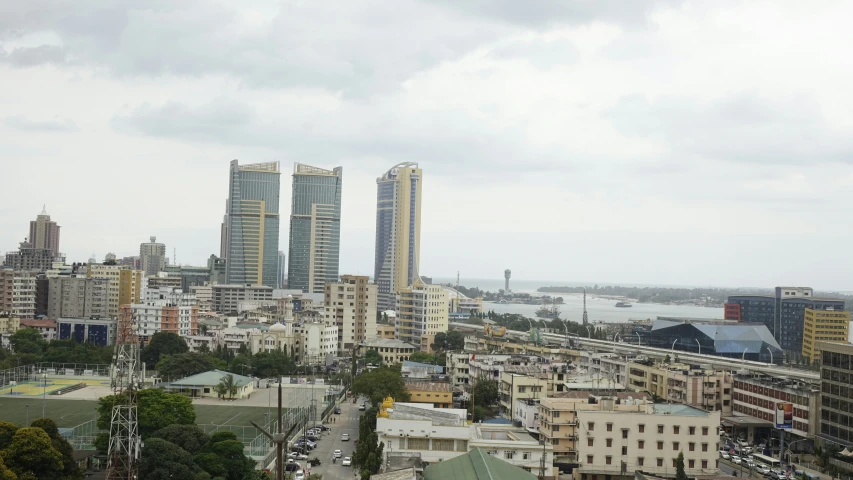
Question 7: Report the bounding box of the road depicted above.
[295,395,365,480]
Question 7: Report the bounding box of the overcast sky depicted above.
[2,1,853,290]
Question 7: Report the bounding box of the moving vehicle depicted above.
[288,452,308,460]
[752,454,782,469]
[755,464,771,475]
[359,404,366,411]
[294,473,305,480]
[284,463,300,472]
[342,433,350,441]
[732,456,742,465]
[342,456,352,466]
[719,451,730,460]
[334,449,342,458]
[335,407,342,414]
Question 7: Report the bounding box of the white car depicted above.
[719,451,730,460]
[732,456,742,465]
[342,456,352,466]
[294,473,305,480]
[288,452,308,460]
[334,449,343,458]
[756,464,771,475]
[342,433,350,441]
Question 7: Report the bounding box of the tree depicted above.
[351,364,410,405]
[363,349,382,365]
[9,328,46,354]
[215,373,240,400]
[230,354,252,375]
[150,424,210,456]
[472,377,499,408]
[0,421,18,450]
[156,352,216,381]
[251,350,294,378]
[409,352,436,364]
[0,456,15,480]
[432,331,464,352]
[97,388,196,438]
[139,438,199,480]
[194,432,255,480]
[675,451,687,480]
[30,419,82,480]
[2,428,63,480]
[143,332,190,368]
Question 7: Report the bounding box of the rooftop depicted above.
[402,361,444,373]
[651,404,710,417]
[423,448,536,480]
[162,369,253,388]
[360,338,416,349]
[20,318,56,328]
[407,382,451,393]
[385,403,465,427]
[370,467,417,480]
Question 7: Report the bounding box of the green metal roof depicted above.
[165,369,253,388]
[423,448,537,480]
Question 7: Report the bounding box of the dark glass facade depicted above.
[647,320,783,363]
[819,342,853,447]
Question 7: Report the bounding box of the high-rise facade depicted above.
[802,308,850,361]
[374,163,422,311]
[0,270,36,318]
[277,251,286,288]
[396,280,448,352]
[47,276,109,319]
[220,160,281,287]
[139,236,167,275]
[817,341,853,446]
[287,163,342,294]
[28,206,60,257]
[324,275,377,354]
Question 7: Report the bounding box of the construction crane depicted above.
[105,309,141,479]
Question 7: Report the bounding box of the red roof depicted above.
[20,318,57,328]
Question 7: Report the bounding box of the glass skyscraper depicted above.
[287,163,342,293]
[220,160,281,287]
[374,162,422,311]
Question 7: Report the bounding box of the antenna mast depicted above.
[106,309,141,479]
[582,289,589,325]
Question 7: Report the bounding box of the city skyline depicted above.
[3,2,853,289]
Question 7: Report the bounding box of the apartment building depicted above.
[212,284,274,314]
[324,275,377,354]
[4,239,55,272]
[190,285,213,312]
[540,392,653,463]
[355,338,416,364]
[802,308,850,362]
[0,314,20,335]
[123,288,199,342]
[575,403,721,480]
[407,382,453,408]
[500,370,549,420]
[118,269,145,309]
[376,401,554,478]
[296,320,339,364]
[19,318,57,341]
[377,324,395,339]
[627,360,733,414]
[86,263,130,318]
[47,276,108,319]
[817,341,853,446]
[57,317,117,346]
[396,280,448,352]
[0,270,36,318]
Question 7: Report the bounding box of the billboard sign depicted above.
[775,402,793,429]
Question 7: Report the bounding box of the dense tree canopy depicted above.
[30,419,82,480]
[142,332,189,368]
[363,349,382,365]
[194,431,255,480]
[155,352,217,381]
[432,331,464,352]
[139,438,199,480]
[2,428,64,480]
[353,406,383,480]
[97,388,196,438]
[473,377,500,409]
[150,424,210,456]
[351,364,410,405]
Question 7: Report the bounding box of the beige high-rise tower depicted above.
[374,163,422,311]
[324,275,377,354]
[29,206,60,257]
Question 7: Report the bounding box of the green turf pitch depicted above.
[0,397,276,429]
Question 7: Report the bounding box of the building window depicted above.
[674,426,680,434]
[606,439,613,447]
[588,438,594,447]
[639,424,645,433]
[702,427,708,435]
[702,443,708,452]
[588,422,595,431]
[622,429,629,439]
[523,452,531,460]
[657,441,663,450]
[689,426,696,435]
[622,446,628,456]
[505,451,514,460]
[606,456,612,465]
[587,455,594,464]
[689,443,695,452]
[702,460,708,469]
[637,457,644,466]
[638,440,645,449]
[689,460,695,468]
[673,459,678,468]
[407,438,429,449]
[607,423,613,432]
[673,442,679,451]
[658,425,664,434]
[657,458,663,467]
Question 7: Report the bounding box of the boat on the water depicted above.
[615,301,632,308]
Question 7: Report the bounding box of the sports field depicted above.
[0,378,111,397]
[0,397,275,429]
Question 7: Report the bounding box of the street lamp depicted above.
[742,348,749,364]
[585,325,593,339]
[695,339,701,355]
[764,346,773,365]
[41,372,47,418]
[671,339,678,358]
[25,404,29,426]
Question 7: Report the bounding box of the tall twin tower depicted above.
[219,160,422,307]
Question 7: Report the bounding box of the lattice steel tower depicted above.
[106,311,141,480]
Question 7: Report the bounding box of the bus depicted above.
[752,453,782,469]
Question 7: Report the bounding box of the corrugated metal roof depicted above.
[164,369,253,388]
[423,448,537,480]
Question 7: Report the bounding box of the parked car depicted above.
[756,464,771,475]
[719,451,730,460]
[334,449,342,458]
[288,452,308,460]
[284,463,300,472]
[342,456,352,466]
[294,473,305,480]
[342,434,350,441]
[732,457,742,465]
[314,425,328,431]
[359,404,366,411]
[335,407,342,414]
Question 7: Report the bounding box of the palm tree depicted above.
[217,373,240,400]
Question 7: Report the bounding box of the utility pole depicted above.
[252,381,299,480]
[106,310,141,480]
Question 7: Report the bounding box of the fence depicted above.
[63,418,102,451]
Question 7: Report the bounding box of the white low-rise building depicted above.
[376,401,553,478]
[575,402,721,480]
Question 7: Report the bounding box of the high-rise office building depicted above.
[374,162,422,311]
[277,251,286,288]
[28,206,60,257]
[220,160,281,287]
[287,163,342,294]
[140,236,167,275]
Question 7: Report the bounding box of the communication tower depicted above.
[105,310,141,479]
[582,289,589,326]
[504,269,511,292]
